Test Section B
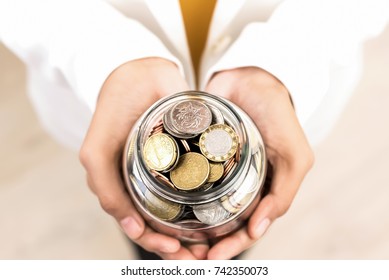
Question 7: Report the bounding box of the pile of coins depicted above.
[142,100,242,225]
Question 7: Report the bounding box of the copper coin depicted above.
[151,170,177,190]
[219,157,235,182]
[180,139,191,153]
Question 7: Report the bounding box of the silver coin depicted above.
[171,100,212,135]
[221,164,258,213]
[193,201,230,225]
[228,163,257,198]
[207,103,224,124]
[163,106,197,139]
[221,195,240,214]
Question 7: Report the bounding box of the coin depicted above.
[207,103,224,124]
[199,124,239,162]
[219,157,236,182]
[149,120,164,136]
[143,133,178,172]
[235,142,241,162]
[193,201,230,225]
[207,162,224,183]
[171,100,212,135]
[221,164,258,213]
[180,139,191,153]
[221,193,252,214]
[144,190,182,221]
[170,152,210,191]
[151,170,177,190]
[163,107,197,139]
[196,182,214,192]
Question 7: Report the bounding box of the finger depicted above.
[205,74,234,98]
[159,247,198,260]
[90,159,145,235]
[125,226,181,255]
[247,161,307,239]
[208,228,254,260]
[157,73,191,97]
[186,243,210,260]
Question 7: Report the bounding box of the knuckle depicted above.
[275,200,291,217]
[79,143,93,169]
[278,203,290,216]
[305,147,315,170]
[295,146,315,173]
[99,195,119,216]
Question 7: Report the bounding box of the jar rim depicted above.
[135,91,252,205]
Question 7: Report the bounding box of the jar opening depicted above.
[135,91,251,205]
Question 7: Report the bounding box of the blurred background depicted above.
[1,26,388,260]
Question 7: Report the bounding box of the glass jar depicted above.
[122,91,267,242]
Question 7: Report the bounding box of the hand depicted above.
[205,67,314,259]
[79,58,208,259]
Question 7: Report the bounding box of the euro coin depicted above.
[170,152,210,191]
[207,162,224,183]
[143,133,178,172]
[144,190,182,221]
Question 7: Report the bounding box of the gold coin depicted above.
[144,190,182,221]
[143,133,178,171]
[207,162,224,183]
[199,124,239,162]
[170,152,210,191]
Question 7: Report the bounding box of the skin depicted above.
[205,67,314,259]
[79,58,314,260]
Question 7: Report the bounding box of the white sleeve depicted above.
[205,0,389,125]
[0,0,183,111]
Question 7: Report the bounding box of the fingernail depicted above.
[159,242,179,254]
[254,218,270,238]
[120,216,141,239]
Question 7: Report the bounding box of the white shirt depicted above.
[0,0,388,148]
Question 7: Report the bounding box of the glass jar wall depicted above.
[123,91,266,242]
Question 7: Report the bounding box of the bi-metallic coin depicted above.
[199,124,239,162]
